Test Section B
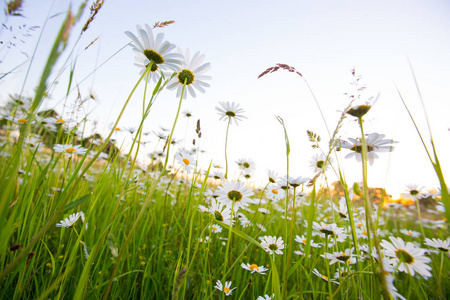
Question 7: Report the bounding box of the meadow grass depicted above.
[0,3,449,300]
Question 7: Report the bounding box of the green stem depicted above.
[224,117,231,179]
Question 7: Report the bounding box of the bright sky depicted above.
[1,0,450,197]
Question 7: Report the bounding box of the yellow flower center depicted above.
[302,239,307,243]
[212,226,217,231]
[65,147,76,154]
[395,249,414,264]
[177,69,195,85]
[407,232,413,235]
[249,264,259,271]
[183,158,190,165]
[223,287,230,293]
[115,128,121,131]
[322,275,328,281]
[272,189,278,194]
[56,118,65,123]
[17,118,27,123]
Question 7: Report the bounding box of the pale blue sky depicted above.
[1,0,450,196]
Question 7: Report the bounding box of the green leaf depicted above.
[63,193,91,213]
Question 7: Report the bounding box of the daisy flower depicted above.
[53,144,87,158]
[167,48,211,99]
[266,185,284,201]
[312,268,340,284]
[321,248,356,265]
[424,237,450,252]
[380,236,432,278]
[56,212,82,228]
[236,157,256,174]
[210,170,224,181]
[399,229,421,238]
[267,170,279,184]
[313,222,348,242]
[215,101,247,125]
[261,236,284,255]
[216,180,254,212]
[241,262,268,275]
[257,294,275,300]
[309,153,331,173]
[289,176,309,188]
[210,224,223,234]
[214,280,236,296]
[125,24,183,81]
[208,199,233,226]
[175,149,196,172]
[295,235,321,248]
[400,184,427,202]
[338,133,396,166]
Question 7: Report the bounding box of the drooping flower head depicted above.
[167,48,211,99]
[125,24,183,81]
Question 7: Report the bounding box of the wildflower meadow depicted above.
[1,1,449,299]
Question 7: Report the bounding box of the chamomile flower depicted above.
[167,48,211,99]
[53,144,87,158]
[215,101,247,125]
[214,280,236,296]
[310,153,331,173]
[266,185,284,201]
[338,133,396,166]
[56,212,82,228]
[380,236,432,278]
[399,229,421,238]
[236,157,256,174]
[313,222,348,242]
[321,248,356,265]
[312,268,340,284]
[210,224,223,234]
[401,184,427,202]
[257,294,275,300]
[241,263,268,275]
[125,24,183,81]
[175,150,196,172]
[261,236,284,255]
[424,237,450,252]
[216,180,254,212]
[295,235,321,248]
[208,199,233,226]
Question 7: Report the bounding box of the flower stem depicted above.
[224,117,231,179]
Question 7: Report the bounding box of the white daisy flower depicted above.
[312,268,340,284]
[321,248,356,265]
[215,101,247,125]
[266,185,284,201]
[167,48,211,99]
[338,133,396,166]
[216,180,254,212]
[236,157,256,174]
[313,221,348,242]
[424,237,450,252]
[399,229,421,238]
[208,199,233,226]
[261,236,284,255]
[380,236,432,278]
[125,24,183,82]
[175,149,196,172]
[241,262,268,275]
[53,144,87,158]
[56,212,82,228]
[257,294,275,300]
[214,280,236,296]
[309,153,331,173]
[295,235,321,248]
[209,224,223,234]
[401,184,427,202]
